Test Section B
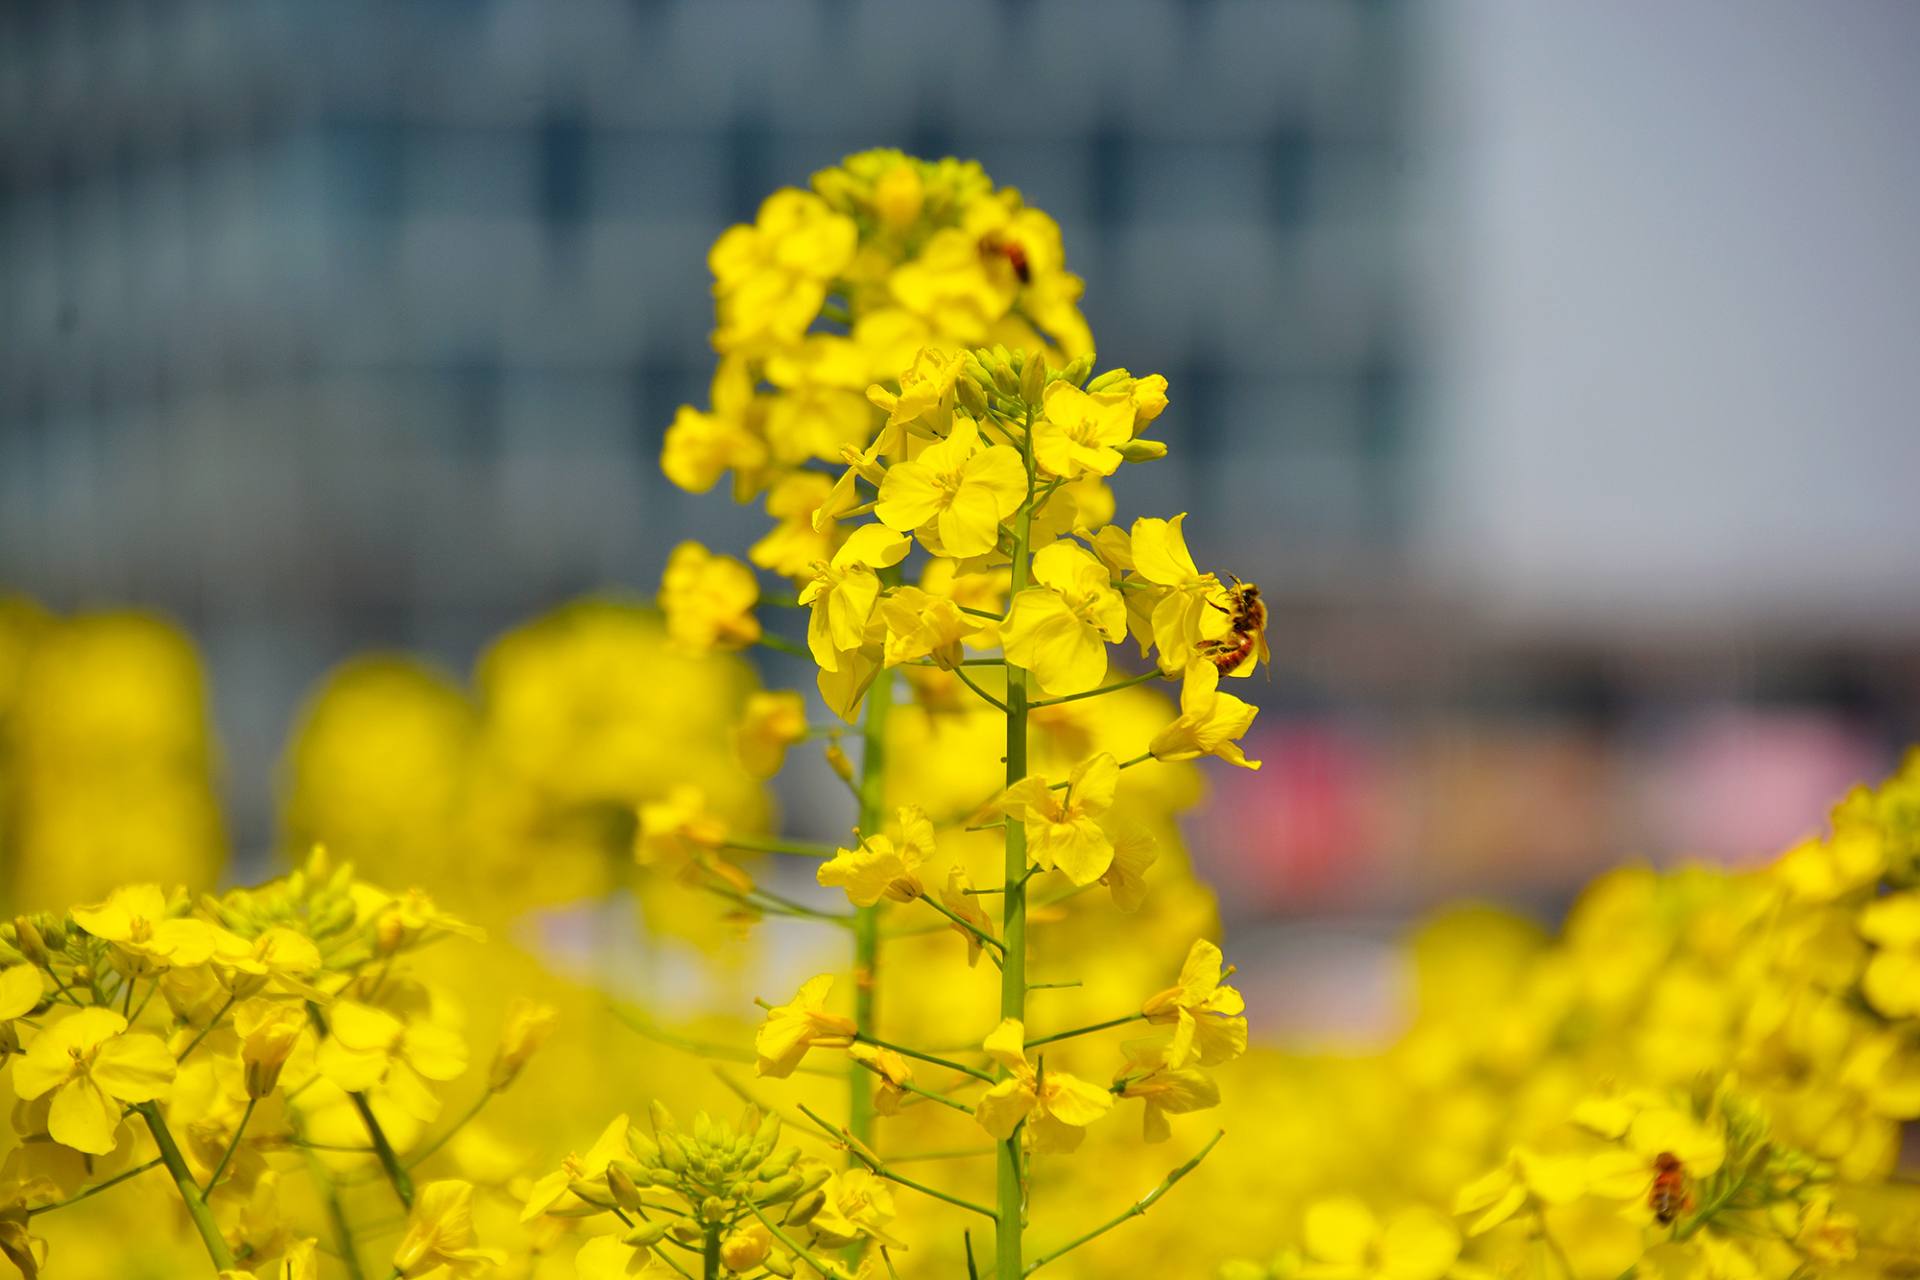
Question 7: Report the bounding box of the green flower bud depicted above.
[1116,438,1168,463]
[785,1189,826,1228]
[622,1220,670,1248]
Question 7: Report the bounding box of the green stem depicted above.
[175,993,236,1065]
[704,1222,722,1280]
[855,1033,995,1082]
[135,1101,236,1271]
[998,399,1036,1280]
[306,1002,414,1208]
[1024,1013,1147,1049]
[849,670,892,1156]
[755,632,811,658]
[720,835,838,858]
[27,1157,162,1216]
[202,1096,257,1193]
[1027,669,1162,708]
[951,665,1010,713]
[406,1088,491,1169]
[919,895,1006,962]
[1022,1129,1223,1274]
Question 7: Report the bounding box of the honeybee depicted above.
[981,234,1031,284]
[1649,1151,1692,1226]
[1199,577,1269,676]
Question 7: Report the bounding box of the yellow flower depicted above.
[734,690,808,779]
[71,883,225,972]
[521,1114,632,1221]
[1300,1198,1460,1280]
[941,866,998,966]
[315,1000,468,1124]
[659,542,761,654]
[0,965,44,1022]
[750,472,840,579]
[661,403,765,497]
[798,525,911,671]
[999,541,1127,696]
[867,345,969,447]
[235,999,305,1099]
[1859,891,1920,1017]
[633,784,733,879]
[210,926,326,1000]
[488,998,557,1092]
[878,586,981,669]
[1129,515,1230,673]
[849,1042,914,1116]
[1101,821,1158,912]
[393,1180,504,1278]
[12,1007,175,1154]
[972,1018,1113,1152]
[874,419,1026,558]
[1115,1037,1220,1143]
[1141,939,1248,1068]
[998,752,1120,885]
[1033,381,1135,478]
[1148,661,1261,770]
[810,1168,905,1248]
[817,806,936,907]
[755,976,857,1078]
[709,189,857,351]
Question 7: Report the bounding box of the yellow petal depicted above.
[48,1078,121,1155]
[90,1032,177,1103]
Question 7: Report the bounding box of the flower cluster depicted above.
[1218,751,1920,1280]
[0,849,550,1278]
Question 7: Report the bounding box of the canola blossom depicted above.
[0,151,1915,1280]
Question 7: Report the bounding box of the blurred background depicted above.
[4,0,1919,1027]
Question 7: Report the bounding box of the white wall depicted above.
[1418,1,1920,634]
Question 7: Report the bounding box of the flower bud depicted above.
[567,1178,616,1209]
[606,1164,643,1213]
[1019,352,1046,407]
[764,1250,796,1278]
[622,1220,670,1248]
[240,1010,303,1100]
[1059,353,1095,388]
[720,1227,771,1272]
[657,1133,690,1173]
[825,743,856,786]
[785,1189,826,1227]
[956,377,991,419]
[1115,438,1168,463]
[11,919,47,967]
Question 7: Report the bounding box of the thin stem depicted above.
[175,993,237,1065]
[405,1088,491,1169]
[950,664,1010,713]
[306,1002,413,1209]
[704,1222,722,1280]
[755,633,810,658]
[849,669,892,1156]
[27,1157,161,1216]
[203,1096,257,1193]
[918,895,1006,960]
[1028,669,1163,708]
[135,1101,236,1270]
[720,834,838,859]
[1022,1129,1224,1274]
[1024,1013,1147,1049]
[997,397,1037,1280]
[797,1106,997,1222]
[1047,752,1152,790]
[611,1004,847,1078]
[885,1146,1000,1165]
[856,1033,995,1082]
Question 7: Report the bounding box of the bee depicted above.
[981,233,1031,284]
[1649,1151,1692,1226]
[1199,577,1269,676]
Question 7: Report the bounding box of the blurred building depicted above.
[0,0,1412,853]
[4,1,1918,914]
